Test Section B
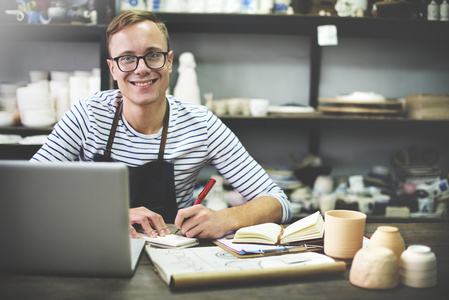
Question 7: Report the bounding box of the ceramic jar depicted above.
[349,246,400,289]
[400,245,437,288]
[368,226,405,260]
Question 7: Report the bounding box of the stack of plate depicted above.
[17,81,56,127]
[400,245,437,288]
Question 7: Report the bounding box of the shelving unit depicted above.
[1,12,448,162]
[155,13,449,156]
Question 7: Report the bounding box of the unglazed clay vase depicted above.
[400,245,437,288]
[350,246,400,290]
[368,226,405,260]
[324,210,367,259]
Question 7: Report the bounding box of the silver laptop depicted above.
[0,160,145,278]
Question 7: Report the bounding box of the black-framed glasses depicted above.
[111,51,169,72]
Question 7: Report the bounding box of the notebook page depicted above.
[137,232,199,249]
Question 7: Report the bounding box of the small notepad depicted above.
[137,231,199,249]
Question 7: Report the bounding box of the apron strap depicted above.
[158,101,170,163]
[104,98,123,162]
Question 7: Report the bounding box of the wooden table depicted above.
[1,222,448,300]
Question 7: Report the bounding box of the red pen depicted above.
[175,178,216,234]
[193,178,216,205]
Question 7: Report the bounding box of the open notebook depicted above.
[0,161,145,277]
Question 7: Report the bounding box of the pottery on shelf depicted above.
[349,246,400,290]
[368,226,405,260]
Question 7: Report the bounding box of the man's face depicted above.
[107,21,173,107]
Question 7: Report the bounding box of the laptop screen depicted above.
[0,161,144,277]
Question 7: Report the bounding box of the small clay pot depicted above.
[368,226,405,260]
[350,246,400,290]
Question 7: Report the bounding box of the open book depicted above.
[232,211,324,245]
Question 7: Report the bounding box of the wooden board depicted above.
[318,98,403,116]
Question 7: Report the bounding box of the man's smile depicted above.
[130,79,158,87]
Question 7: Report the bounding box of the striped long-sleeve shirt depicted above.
[32,90,291,223]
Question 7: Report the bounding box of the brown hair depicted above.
[106,10,170,57]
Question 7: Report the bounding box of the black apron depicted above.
[94,97,178,223]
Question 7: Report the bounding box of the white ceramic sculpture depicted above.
[173,52,201,105]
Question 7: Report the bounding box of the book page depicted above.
[233,223,282,244]
[282,211,320,237]
[281,211,323,242]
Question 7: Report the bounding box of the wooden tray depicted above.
[318,98,403,116]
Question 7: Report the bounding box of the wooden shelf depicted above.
[156,13,449,41]
[219,114,449,130]
[2,115,448,137]
[0,126,53,136]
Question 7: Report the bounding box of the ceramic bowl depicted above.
[0,82,26,96]
[29,70,49,83]
[20,108,56,127]
[0,111,15,126]
[400,245,437,270]
[349,246,400,290]
[17,97,53,110]
[368,226,405,260]
[51,71,72,82]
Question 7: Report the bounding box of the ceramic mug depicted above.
[324,210,367,259]
[249,99,269,117]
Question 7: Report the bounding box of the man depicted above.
[32,11,291,240]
